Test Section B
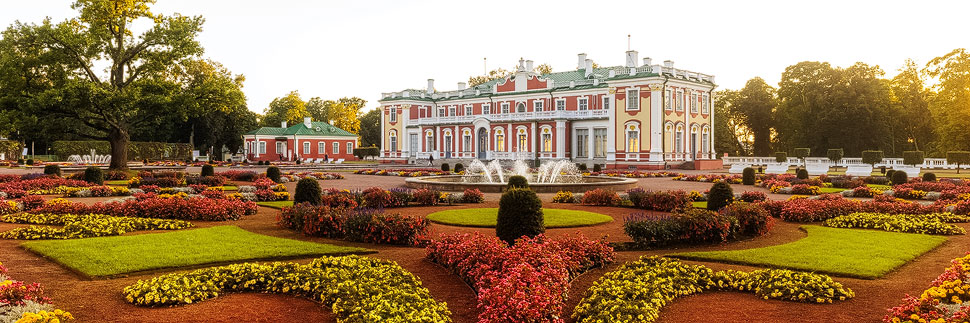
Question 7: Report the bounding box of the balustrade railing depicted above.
[414,109,608,126]
[722,157,956,169]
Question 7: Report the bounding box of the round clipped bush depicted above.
[507,175,529,189]
[496,188,544,245]
[201,164,215,177]
[774,152,788,163]
[796,168,809,180]
[742,167,756,185]
[922,172,937,182]
[43,164,62,177]
[294,178,321,205]
[266,166,282,183]
[441,163,450,172]
[577,163,588,171]
[84,166,104,185]
[885,169,896,180]
[891,170,908,186]
[26,159,34,166]
[593,164,602,172]
[454,163,464,173]
[706,181,734,211]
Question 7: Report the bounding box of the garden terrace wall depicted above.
[405,175,637,193]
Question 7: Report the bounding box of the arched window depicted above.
[389,130,398,152]
[462,129,472,152]
[517,128,528,152]
[517,102,526,113]
[443,129,453,153]
[541,127,552,152]
[625,123,640,153]
[494,128,505,152]
[425,130,434,152]
[702,126,710,155]
[675,124,684,154]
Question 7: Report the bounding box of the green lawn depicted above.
[211,185,238,191]
[671,225,946,279]
[105,180,129,186]
[426,208,613,228]
[257,201,294,209]
[22,226,369,277]
[819,187,846,194]
[692,201,707,208]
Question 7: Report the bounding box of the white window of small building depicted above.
[495,129,505,152]
[389,107,397,123]
[578,97,588,111]
[465,105,472,115]
[602,96,610,110]
[276,141,285,154]
[483,104,491,114]
[702,94,710,114]
[676,90,684,112]
[318,142,325,154]
[501,102,510,114]
[665,90,672,111]
[534,100,544,111]
[691,93,698,113]
[258,141,266,154]
[626,89,639,110]
[347,142,354,154]
[333,142,340,154]
[303,142,310,154]
[556,99,565,111]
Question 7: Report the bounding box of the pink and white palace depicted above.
[378,50,721,170]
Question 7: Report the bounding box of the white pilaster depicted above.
[709,90,716,158]
[379,107,385,158]
[649,84,664,162]
[556,120,566,159]
[684,89,691,161]
[606,92,616,161]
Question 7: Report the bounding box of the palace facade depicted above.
[378,50,720,169]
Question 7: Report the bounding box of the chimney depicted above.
[304,117,311,128]
[643,57,652,66]
[625,50,638,68]
[584,59,593,78]
[577,53,587,70]
[526,60,534,72]
[663,60,674,68]
[457,82,466,90]
[281,121,287,128]
[427,79,435,93]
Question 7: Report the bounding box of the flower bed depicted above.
[824,212,969,235]
[624,204,773,247]
[425,232,614,323]
[0,177,91,197]
[354,168,451,177]
[673,173,743,184]
[588,170,683,178]
[28,196,257,221]
[122,255,451,322]
[885,253,970,322]
[581,188,622,206]
[572,256,853,323]
[626,188,691,212]
[278,204,430,245]
[759,194,949,222]
[0,213,193,240]
[0,261,74,322]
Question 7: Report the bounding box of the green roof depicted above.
[245,121,356,137]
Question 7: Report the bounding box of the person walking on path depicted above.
[429,154,434,166]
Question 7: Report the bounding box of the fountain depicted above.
[405,158,637,193]
[68,154,112,164]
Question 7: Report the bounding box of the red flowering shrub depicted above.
[0,177,90,192]
[200,190,225,199]
[83,197,257,221]
[884,253,970,322]
[363,187,395,208]
[624,208,740,247]
[279,204,348,237]
[104,170,131,180]
[0,174,22,183]
[2,189,26,199]
[88,185,114,197]
[953,200,970,215]
[426,233,614,322]
[253,178,276,190]
[18,195,45,211]
[413,189,440,206]
[720,202,774,236]
[776,197,860,222]
[217,170,258,181]
[852,186,879,198]
[320,194,359,209]
[139,185,160,193]
[461,188,485,203]
[739,191,768,203]
[582,188,621,206]
[278,204,429,245]
[0,280,50,307]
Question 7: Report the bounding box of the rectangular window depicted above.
[702,94,710,114]
[518,134,528,152]
[426,135,434,151]
[602,96,610,110]
[691,93,698,113]
[534,100,544,111]
[496,133,504,152]
[501,102,510,114]
[276,142,285,155]
[594,128,607,158]
[303,142,310,154]
[626,89,639,110]
[333,142,339,154]
[578,97,588,111]
[438,108,445,117]
[389,107,397,123]
[390,137,397,152]
[465,105,472,115]
[676,90,684,111]
[483,104,491,114]
[318,142,325,154]
[665,90,672,110]
[463,134,472,152]
[347,142,353,154]
[556,99,565,111]
[449,106,456,116]
[542,133,552,152]
[627,130,640,152]
[576,129,589,158]
[258,141,266,154]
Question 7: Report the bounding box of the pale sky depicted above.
[3,0,968,113]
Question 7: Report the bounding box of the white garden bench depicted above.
[806,164,829,176]
[894,167,921,178]
[335,159,344,165]
[728,164,751,174]
[765,164,789,174]
[845,165,873,177]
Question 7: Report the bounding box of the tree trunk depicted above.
[108,127,130,170]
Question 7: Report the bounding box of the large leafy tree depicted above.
[171,59,256,159]
[262,90,307,127]
[732,77,777,156]
[0,0,204,169]
[889,59,935,153]
[712,89,750,156]
[926,49,970,152]
[358,108,380,148]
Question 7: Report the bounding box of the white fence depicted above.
[723,157,956,169]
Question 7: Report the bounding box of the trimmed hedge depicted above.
[947,151,970,173]
[266,166,281,183]
[496,188,544,245]
[51,141,193,161]
[83,166,104,185]
[775,152,788,163]
[742,167,755,185]
[201,165,214,177]
[506,175,529,189]
[706,181,733,211]
[353,147,379,160]
[294,178,322,205]
[903,151,924,167]
[44,164,62,177]
[891,170,908,186]
[862,150,884,166]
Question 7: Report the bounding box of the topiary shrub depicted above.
[593,164,602,172]
[947,151,970,174]
[496,188,544,245]
[706,181,734,211]
[25,159,34,166]
[922,172,937,182]
[507,175,529,189]
[43,164,62,177]
[891,170,908,186]
[885,169,896,180]
[742,167,756,185]
[862,150,884,167]
[796,168,809,180]
[454,163,464,173]
[266,166,282,183]
[441,163,450,172]
[774,152,788,163]
[903,151,925,167]
[577,163,588,172]
[294,178,321,205]
[84,166,104,185]
[201,164,214,177]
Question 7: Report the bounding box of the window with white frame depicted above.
[602,96,610,110]
[675,125,684,153]
[438,107,445,117]
[258,141,266,154]
[690,93,698,113]
[626,124,640,153]
[665,90,672,110]
[318,142,325,154]
[534,100,544,111]
[463,130,472,152]
[448,106,456,116]
[303,142,310,154]
[517,129,528,152]
[501,102,510,114]
[676,90,684,111]
[556,99,565,111]
[576,129,589,158]
[333,142,340,154]
[626,89,639,110]
[495,129,505,152]
[541,128,552,152]
[702,94,710,114]
[276,142,285,154]
[578,97,588,111]
[347,142,353,154]
[483,103,491,114]
[593,128,607,158]
[465,105,472,115]
[425,132,434,151]
[389,107,397,123]
[516,102,526,113]
[702,127,710,154]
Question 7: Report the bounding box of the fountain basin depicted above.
[405,175,637,193]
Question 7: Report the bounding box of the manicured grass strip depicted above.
[691,201,707,209]
[257,200,293,209]
[211,185,238,191]
[22,225,370,277]
[426,208,612,228]
[819,187,846,194]
[105,180,129,186]
[671,225,946,279]
[867,184,891,191]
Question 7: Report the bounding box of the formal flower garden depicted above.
[2,165,970,322]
